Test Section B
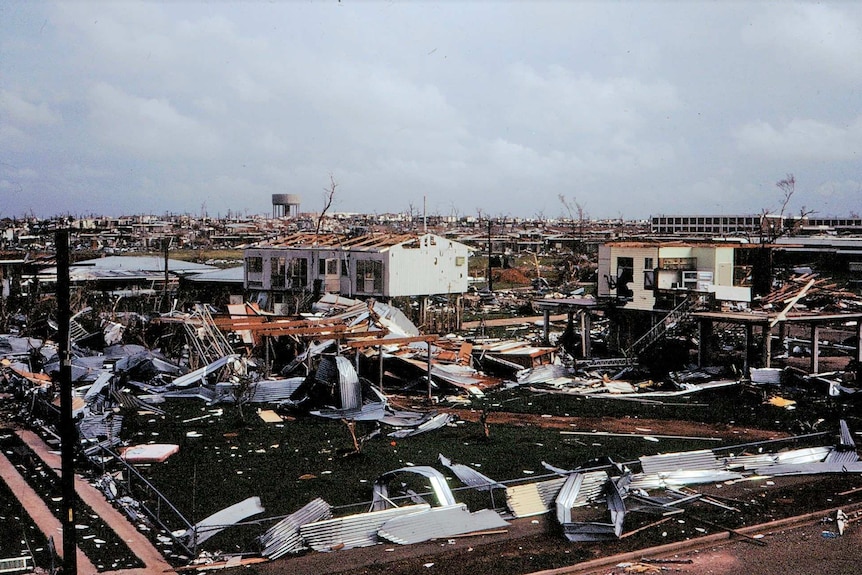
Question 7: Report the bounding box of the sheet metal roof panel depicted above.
[839,419,856,450]
[378,505,508,545]
[639,450,722,474]
[755,462,862,476]
[555,471,609,524]
[774,446,832,465]
[439,454,505,491]
[299,505,430,552]
[825,449,860,464]
[185,496,265,546]
[629,470,743,490]
[387,412,453,438]
[260,498,332,559]
[505,477,566,518]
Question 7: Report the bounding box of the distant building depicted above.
[651,214,862,237]
[650,215,761,236]
[244,232,471,307]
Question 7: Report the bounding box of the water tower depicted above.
[272,194,301,218]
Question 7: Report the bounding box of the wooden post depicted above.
[426,341,433,401]
[762,324,772,368]
[581,311,592,358]
[811,323,820,374]
[542,308,550,346]
[56,230,77,575]
[744,324,752,377]
[378,344,384,393]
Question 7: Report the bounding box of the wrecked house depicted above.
[597,241,751,311]
[243,232,471,313]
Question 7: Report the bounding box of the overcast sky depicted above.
[2,1,861,220]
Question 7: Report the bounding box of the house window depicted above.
[356,260,383,293]
[246,256,263,273]
[289,258,308,289]
[616,257,634,299]
[643,257,655,290]
[319,258,340,275]
[271,256,287,288]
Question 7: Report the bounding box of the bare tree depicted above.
[760,173,814,242]
[315,174,338,239]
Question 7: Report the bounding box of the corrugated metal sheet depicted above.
[78,412,124,441]
[755,461,862,476]
[372,466,457,511]
[84,371,113,402]
[315,356,361,410]
[185,496,265,546]
[774,446,832,465]
[259,498,332,559]
[639,449,722,474]
[439,454,505,491]
[378,504,508,545]
[720,453,775,470]
[505,477,566,518]
[388,413,453,438]
[214,377,304,404]
[563,522,618,542]
[160,386,219,403]
[171,354,239,388]
[825,449,860,464]
[556,471,609,524]
[312,401,387,421]
[838,419,856,450]
[299,504,430,551]
[629,469,743,490]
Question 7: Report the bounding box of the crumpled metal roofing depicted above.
[505,477,566,518]
[372,466,457,511]
[78,412,123,442]
[555,471,609,524]
[388,412,453,438]
[562,474,627,542]
[214,377,304,404]
[84,371,114,402]
[755,461,862,476]
[170,354,239,388]
[378,504,508,545]
[160,386,219,403]
[314,355,361,411]
[299,504,430,552]
[628,469,743,490]
[184,496,265,546]
[639,449,722,474]
[259,498,332,559]
[438,454,505,491]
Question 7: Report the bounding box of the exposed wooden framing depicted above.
[342,335,438,348]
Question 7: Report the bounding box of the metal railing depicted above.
[625,296,694,358]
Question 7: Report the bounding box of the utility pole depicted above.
[163,237,172,311]
[486,219,493,292]
[56,229,77,575]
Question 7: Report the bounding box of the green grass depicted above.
[120,396,750,555]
